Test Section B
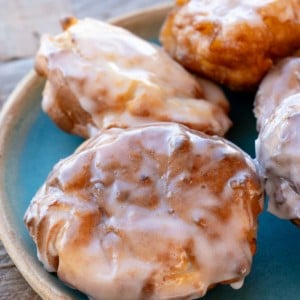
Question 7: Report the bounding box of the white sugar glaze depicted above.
[36,18,231,137]
[25,123,263,300]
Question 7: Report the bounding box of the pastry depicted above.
[25,123,263,300]
[255,57,300,222]
[160,0,300,90]
[35,18,231,138]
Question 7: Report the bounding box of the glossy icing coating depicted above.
[160,0,300,90]
[184,0,298,26]
[25,123,263,300]
[255,56,300,220]
[254,57,300,130]
[256,93,300,220]
[35,18,231,138]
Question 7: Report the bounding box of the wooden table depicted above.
[0,1,170,298]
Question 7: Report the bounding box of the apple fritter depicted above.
[255,57,300,221]
[160,0,300,90]
[35,18,231,138]
[24,123,263,300]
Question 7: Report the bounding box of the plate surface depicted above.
[0,4,300,300]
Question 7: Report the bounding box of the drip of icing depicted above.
[230,279,244,290]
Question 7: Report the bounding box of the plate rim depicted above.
[0,3,171,299]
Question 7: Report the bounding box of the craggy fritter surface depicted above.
[255,56,300,222]
[24,123,263,300]
[254,57,300,130]
[160,0,300,90]
[35,18,231,138]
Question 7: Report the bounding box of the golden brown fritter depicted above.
[35,18,231,138]
[255,56,300,222]
[160,0,300,90]
[24,123,263,300]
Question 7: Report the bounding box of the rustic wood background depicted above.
[0,1,170,298]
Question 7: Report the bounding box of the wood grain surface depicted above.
[0,1,170,298]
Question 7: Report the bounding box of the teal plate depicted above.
[0,5,299,300]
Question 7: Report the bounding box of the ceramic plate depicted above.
[0,4,299,300]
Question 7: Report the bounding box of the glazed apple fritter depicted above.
[160,0,300,90]
[24,123,263,300]
[255,57,300,222]
[35,18,231,138]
